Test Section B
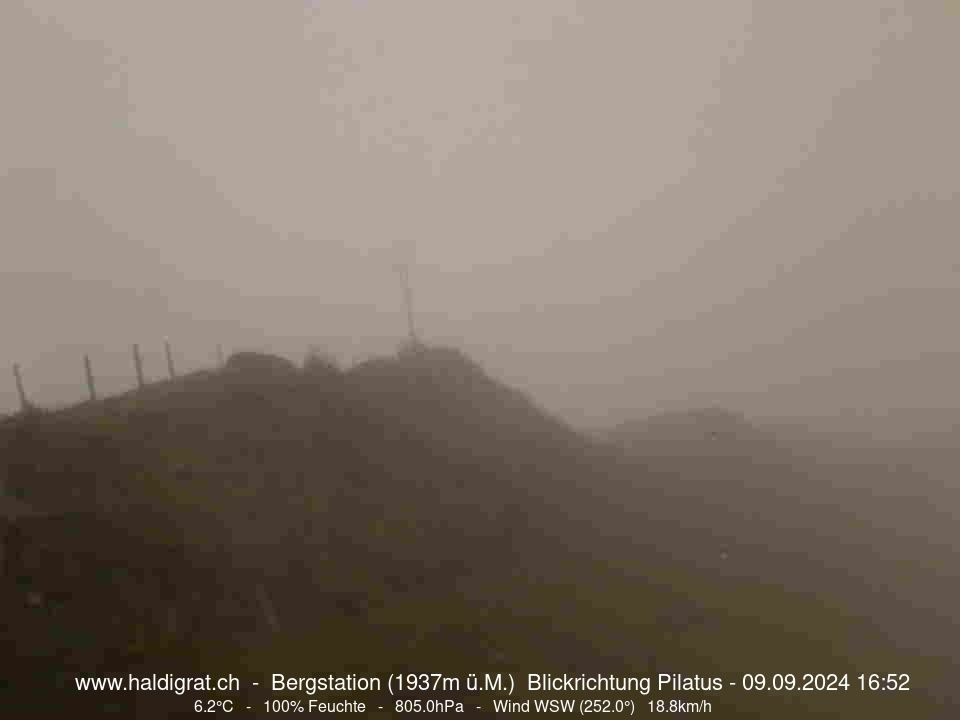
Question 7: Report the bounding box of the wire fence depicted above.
[4,342,227,419]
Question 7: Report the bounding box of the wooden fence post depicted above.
[84,354,97,401]
[12,363,29,412]
[132,344,145,389]
[165,341,176,380]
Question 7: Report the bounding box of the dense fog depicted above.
[3,1,958,430]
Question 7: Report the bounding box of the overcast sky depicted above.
[2,1,958,426]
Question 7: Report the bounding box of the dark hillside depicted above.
[1,348,953,716]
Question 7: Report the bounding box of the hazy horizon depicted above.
[3,1,958,428]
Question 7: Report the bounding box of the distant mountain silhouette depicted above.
[609,407,779,458]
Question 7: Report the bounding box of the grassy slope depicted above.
[1,349,950,717]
